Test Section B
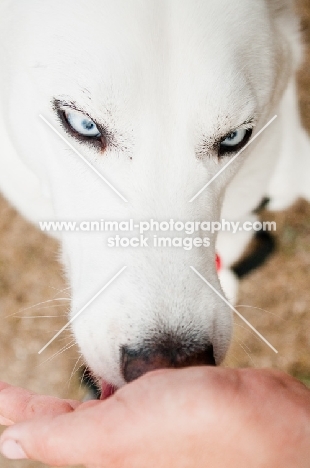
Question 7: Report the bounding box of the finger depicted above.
[0,395,134,466]
[0,416,14,426]
[0,381,81,424]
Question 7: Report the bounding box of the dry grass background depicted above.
[0,2,310,467]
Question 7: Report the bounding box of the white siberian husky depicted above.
[0,0,309,393]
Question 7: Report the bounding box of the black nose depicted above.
[121,343,215,383]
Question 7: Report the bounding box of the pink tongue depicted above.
[100,381,116,400]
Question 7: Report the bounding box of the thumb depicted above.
[0,395,135,467]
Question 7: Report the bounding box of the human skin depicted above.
[0,368,309,468]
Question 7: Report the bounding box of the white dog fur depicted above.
[0,0,309,388]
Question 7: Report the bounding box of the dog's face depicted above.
[1,0,293,388]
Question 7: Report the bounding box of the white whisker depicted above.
[67,355,85,391]
[79,366,89,392]
[235,339,255,366]
[12,315,68,319]
[6,298,71,319]
[237,304,286,321]
[37,340,75,367]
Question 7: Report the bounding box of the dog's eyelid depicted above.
[220,117,256,142]
[53,98,81,112]
[53,99,97,125]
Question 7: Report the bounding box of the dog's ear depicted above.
[268,0,296,16]
[267,0,300,33]
[267,0,302,70]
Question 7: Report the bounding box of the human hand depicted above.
[0,368,309,468]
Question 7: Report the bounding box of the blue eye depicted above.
[219,128,252,155]
[222,129,246,146]
[64,110,101,138]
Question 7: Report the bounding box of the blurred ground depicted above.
[0,2,310,467]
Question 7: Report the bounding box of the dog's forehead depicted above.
[5,0,273,130]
